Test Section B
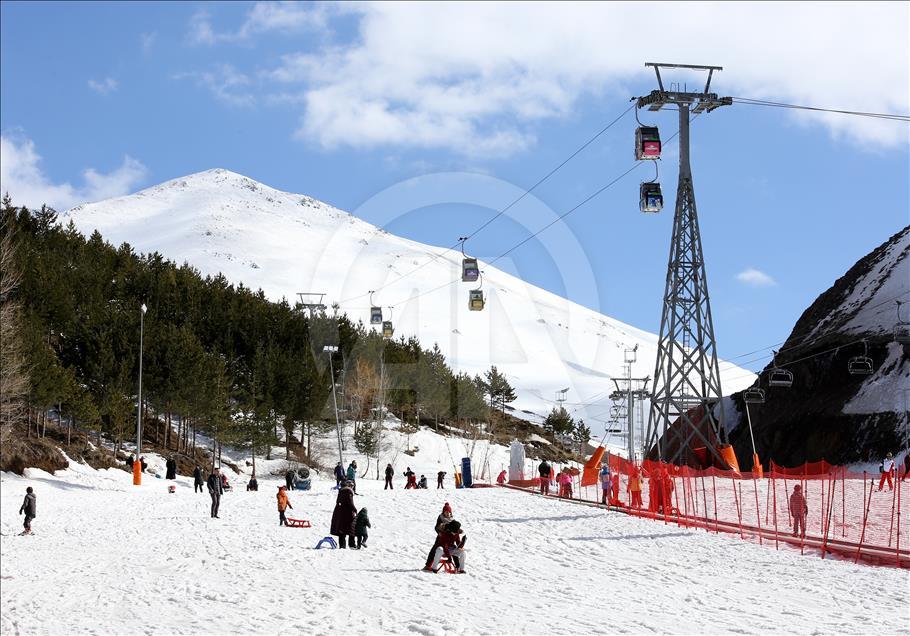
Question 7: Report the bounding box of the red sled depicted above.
[287,518,312,528]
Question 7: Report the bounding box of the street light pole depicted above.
[134,303,147,486]
[324,345,343,465]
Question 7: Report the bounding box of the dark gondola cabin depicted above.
[640,182,663,213]
[468,289,485,311]
[382,321,394,338]
[370,306,383,324]
[635,126,661,160]
[462,258,479,282]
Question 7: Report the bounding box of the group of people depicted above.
[382,465,448,490]
[329,479,371,549]
[422,502,467,573]
[333,461,359,492]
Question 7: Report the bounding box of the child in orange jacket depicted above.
[277,486,293,526]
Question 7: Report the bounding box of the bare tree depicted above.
[0,204,29,439]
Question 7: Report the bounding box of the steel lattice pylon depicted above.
[637,63,732,466]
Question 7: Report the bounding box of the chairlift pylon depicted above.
[848,339,874,376]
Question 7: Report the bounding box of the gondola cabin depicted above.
[635,126,661,160]
[382,321,394,338]
[462,258,479,282]
[370,306,383,324]
[640,182,663,213]
[468,289,485,311]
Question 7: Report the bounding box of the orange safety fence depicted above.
[507,458,909,568]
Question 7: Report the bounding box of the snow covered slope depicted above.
[64,169,755,426]
[2,464,907,634]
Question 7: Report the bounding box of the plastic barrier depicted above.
[462,458,473,488]
[581,447,606,487]
[502,458,909,569]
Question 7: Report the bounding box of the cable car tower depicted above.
[639,63,734,467]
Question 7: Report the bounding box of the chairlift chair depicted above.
[468,289,485,311]
[639,182,663,213]
[635,126,661,160]
[370,306,383,325]
[462,258,480,283]
[848,340,874,376]
[382,321,394,339]
[894,301,910,344]
[768,367,793,388]
[743,387,766,404]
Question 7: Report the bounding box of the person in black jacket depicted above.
[165,457,177,480]
[437,471,446,489]
[333,462,346,488]
[207,468,224,518]
[193,465,204,493]
[384,463,394,490]
[538,460,552,495]
[330,481,358,549]
[19,487,36,535]
[285,469,296,491]
[247,474,259,491]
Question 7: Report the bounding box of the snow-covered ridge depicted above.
[63,169,755,426]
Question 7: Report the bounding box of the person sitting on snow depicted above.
[418,475,428,489]
[247,474,259,491]
[428,520,467,573]
[496,469,507,485]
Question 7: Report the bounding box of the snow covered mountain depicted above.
[64,169,755,429]
[730,225,910,465]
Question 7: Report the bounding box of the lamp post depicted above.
[134,303,147,486]
[324,345,343,465]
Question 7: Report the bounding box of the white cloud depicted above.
[188,2,328,45]
[175,65,255,107]
[88,77,118,95]
[256,2,908,156]
[0,133,148,210]
[736,268,777,287]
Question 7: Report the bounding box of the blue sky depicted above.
[2,1,908,375]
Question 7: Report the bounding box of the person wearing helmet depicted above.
[789,484,808,538]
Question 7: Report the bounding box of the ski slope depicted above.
[1,461,907,635]
[63,169,756,428]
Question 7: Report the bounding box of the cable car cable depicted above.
[731,96,910,122]
[337,104,635,305]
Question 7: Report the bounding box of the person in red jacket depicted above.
[428,520,467,573]
[789,484,808,538]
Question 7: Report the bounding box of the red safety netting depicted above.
[506,458,909,568]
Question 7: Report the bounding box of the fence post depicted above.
[712,474,719,533]
[854,472,873,564]
[888,471,897,547]
[841,467,846,538]
[734,481,745,540]
[896,475,901,567]
[753,475,763,545]
[700,475,710,533]
[771,469,779,550]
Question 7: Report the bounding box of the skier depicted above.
[355,507,371,549]
[789,484,808,538]
[437,470,446,489]
[330,481,358,549]
[423,502,454,570]
[384,463,395,490]
[247,474,259,491]
[333,462,345,488]
[347,461,358,493]
[193,465,204,493]
[18,486,36,535]
[878,452,895,491]
[403,467,417,489]
[538,460,551,495]
[428,520,467,574]
[600,463,612,505]
[285,469,296,491]
[207,468,224,518]
[276,486,293,526]
[165,456,177,480]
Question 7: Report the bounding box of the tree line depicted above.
[0,198,523,470]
